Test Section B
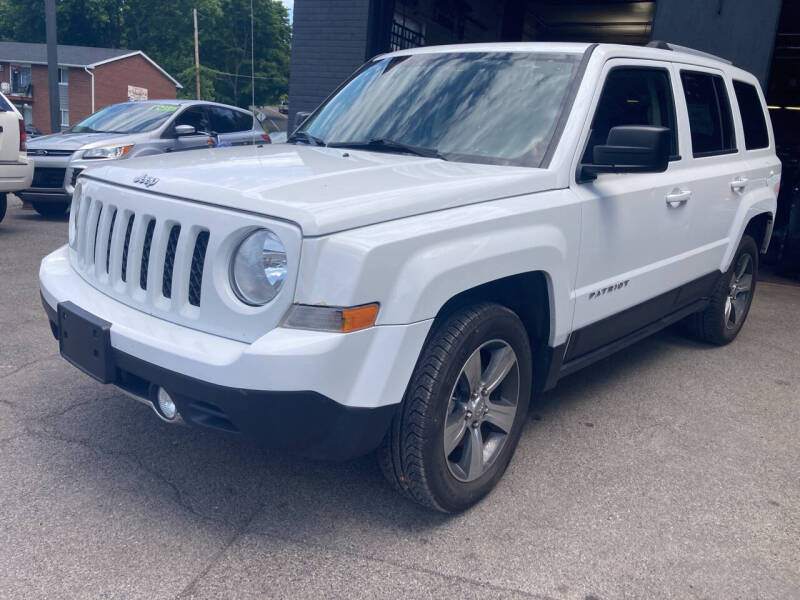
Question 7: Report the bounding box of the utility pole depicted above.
[193,8,201,100]
[45,0,61,133]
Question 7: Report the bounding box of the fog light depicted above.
[157,387,177,420]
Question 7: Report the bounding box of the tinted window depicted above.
[234,110,255,131]
[583,67,678,163]
[733,80,769,150]
[206,107,235,133]
[301,52,582,167]
[174,106,208,132]
[680,71,736,156]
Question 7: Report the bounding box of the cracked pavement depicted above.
[1,195,799,599]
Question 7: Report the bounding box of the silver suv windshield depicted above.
[70,103,179,134]
[299,51,582,167]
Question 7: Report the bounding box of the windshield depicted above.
[70,103,179,134]
[300,51,582,167]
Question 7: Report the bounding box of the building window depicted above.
[9,64,32,96]
[58,67,68,85]
[391,13,424,51]
[60,109,69,129]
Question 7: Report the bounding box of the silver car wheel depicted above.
[725,253,753,329]
[443,339,520,483]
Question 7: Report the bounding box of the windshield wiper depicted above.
[287,131,326,146]
[328,138,447,160]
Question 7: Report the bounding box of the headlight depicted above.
[230,229,288,305]
[82,144,134,160]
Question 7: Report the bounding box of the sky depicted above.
[280,0,294,22]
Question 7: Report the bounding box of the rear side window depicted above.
[733,80,769,149]
[582,67,678,163]
[680,71,736,157]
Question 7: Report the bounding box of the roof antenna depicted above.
[251,0,257,147]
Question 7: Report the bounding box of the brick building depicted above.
[0,41,181,134]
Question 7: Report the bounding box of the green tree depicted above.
[0,0,291,108]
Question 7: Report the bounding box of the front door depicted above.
[169,105,213,152]
[567,59,697,361]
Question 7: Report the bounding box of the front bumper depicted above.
[40,245,432,458]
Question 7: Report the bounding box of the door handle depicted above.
[665,189,691,208]
[730,177,748,192]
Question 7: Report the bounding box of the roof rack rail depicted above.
[646,40,732,65]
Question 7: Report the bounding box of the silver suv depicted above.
[21,100,267,216]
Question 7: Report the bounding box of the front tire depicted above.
[683,235,759,345]
[378,303,532,513]
[32,202,68,217]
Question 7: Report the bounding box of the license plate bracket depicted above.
[57,302,116,383]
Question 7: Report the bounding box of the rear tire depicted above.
[0,193,6,223]
[683,235,758,345]
[32,202,69,217]
[378,302,532,513]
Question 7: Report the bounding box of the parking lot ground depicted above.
[1,196,799,599]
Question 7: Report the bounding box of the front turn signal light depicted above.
[282,303,379,332]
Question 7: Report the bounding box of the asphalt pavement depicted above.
[1,195,798,599]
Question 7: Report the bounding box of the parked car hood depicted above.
[27,131,134,152]
[85,144,559,236]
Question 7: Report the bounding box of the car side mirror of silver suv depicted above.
[174,124,197,137]
[579,126,671,182]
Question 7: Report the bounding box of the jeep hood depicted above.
[85,144,559,236]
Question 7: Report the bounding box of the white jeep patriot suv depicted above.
[40,42,780,512]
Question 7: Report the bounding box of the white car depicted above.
[40,42,779,512]
[0,91,33,223]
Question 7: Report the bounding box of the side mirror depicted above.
[174,124,196,137]
[580,126,670,181]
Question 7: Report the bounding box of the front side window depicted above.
[71,103,179,134]
[174,106,208,132]
[207,106,239,133]
[733,80,769,150]
[680,71,736,157]
[300,51,582,167]
[582,67,678,163]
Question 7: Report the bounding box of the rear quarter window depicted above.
[733,80,769,150]
[680,70,736,157]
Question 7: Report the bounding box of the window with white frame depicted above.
[58,67,68,85]
[60,109,69,129]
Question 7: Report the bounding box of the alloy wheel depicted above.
[443,339,520,482]
[724,253,754,329]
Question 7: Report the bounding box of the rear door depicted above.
[0,93,21,162]
[568,59,697,360]
[671,66,742,273]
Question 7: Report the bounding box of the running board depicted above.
[558,299,709,378]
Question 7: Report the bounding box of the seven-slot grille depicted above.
[72,196,210,309]
[67,178,299,344]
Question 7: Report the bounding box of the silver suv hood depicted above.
[85,144,559,236]
[27,131,140,152]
